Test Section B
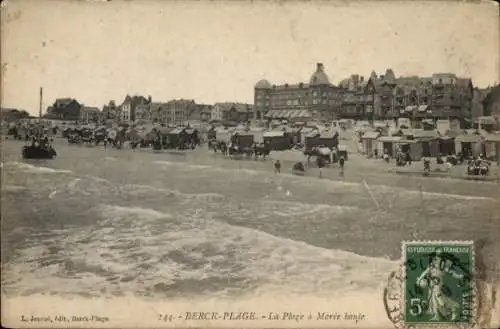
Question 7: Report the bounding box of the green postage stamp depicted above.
[403,241,475,326]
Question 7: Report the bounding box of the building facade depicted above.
[45,98,82,121]
[483,84,500,117]
[339,70,474,126]
[119,95,151,123]
[152,99,197,126]
[198,104,213,121]
[102,100,119,121]
[254,63,343,122]
[135,104,151,122]
[211,102,253,123]
[1,108,31,121]
[80,106,101,123]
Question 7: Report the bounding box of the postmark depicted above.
[402,241,475,327]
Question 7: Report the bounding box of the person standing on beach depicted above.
[274,160,281,174]
[316,156,325,178]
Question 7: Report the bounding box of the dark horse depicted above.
[253,143,271,160]
[209,140,229,155]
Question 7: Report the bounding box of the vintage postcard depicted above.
[1,0,500,328]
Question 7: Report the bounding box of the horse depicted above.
[211,141,228,155]
[253,143,271,160]
[305,146,332,164]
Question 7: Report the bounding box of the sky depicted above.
[1,0,499,115]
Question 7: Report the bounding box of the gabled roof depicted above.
[122,95,150,105]
[54,98,77,107]
[196,104,213,114]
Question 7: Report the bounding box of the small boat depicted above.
[22,144,57,159]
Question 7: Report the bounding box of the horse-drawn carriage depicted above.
[227,132,255,156]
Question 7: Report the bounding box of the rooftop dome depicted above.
[255,79,272,89]
[309,63,330,85]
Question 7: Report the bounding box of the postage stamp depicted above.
[402,241,475,326]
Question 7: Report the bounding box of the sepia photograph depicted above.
[1,0,500,328]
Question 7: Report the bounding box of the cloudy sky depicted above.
[2,0,499,115]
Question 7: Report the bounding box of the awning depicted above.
[166,128,182,134]
[455,134,483,143]
[485,134,500,142]
[233,130,252,136]
[475,116,497,125]
[361,131,380,139]
[405,105,418,112]
[319,131,338,139]
[445,129,463,138]
[378,136,402,142]
[418,105,429,112]
[373,122,387,128]
[263,131,285,137]
[414,130,440,139]
[264,109,312,119]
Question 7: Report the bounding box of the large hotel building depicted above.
[254,63,343,122]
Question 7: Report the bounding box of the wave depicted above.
[2,185,28,193]
[121,183,225,201]
[97,204,172,222]
[5,162,72,174]
[410,190,495,201]
[262,200,357,218]
[2,203,394,299]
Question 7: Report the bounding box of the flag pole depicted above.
[39,87,43,119]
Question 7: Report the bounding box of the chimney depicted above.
[360,76,364,83]
[316,63,324,72]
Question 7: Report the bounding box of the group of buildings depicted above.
[254,63,498,129]
[39,96,254,127]
[2,63,499,129]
